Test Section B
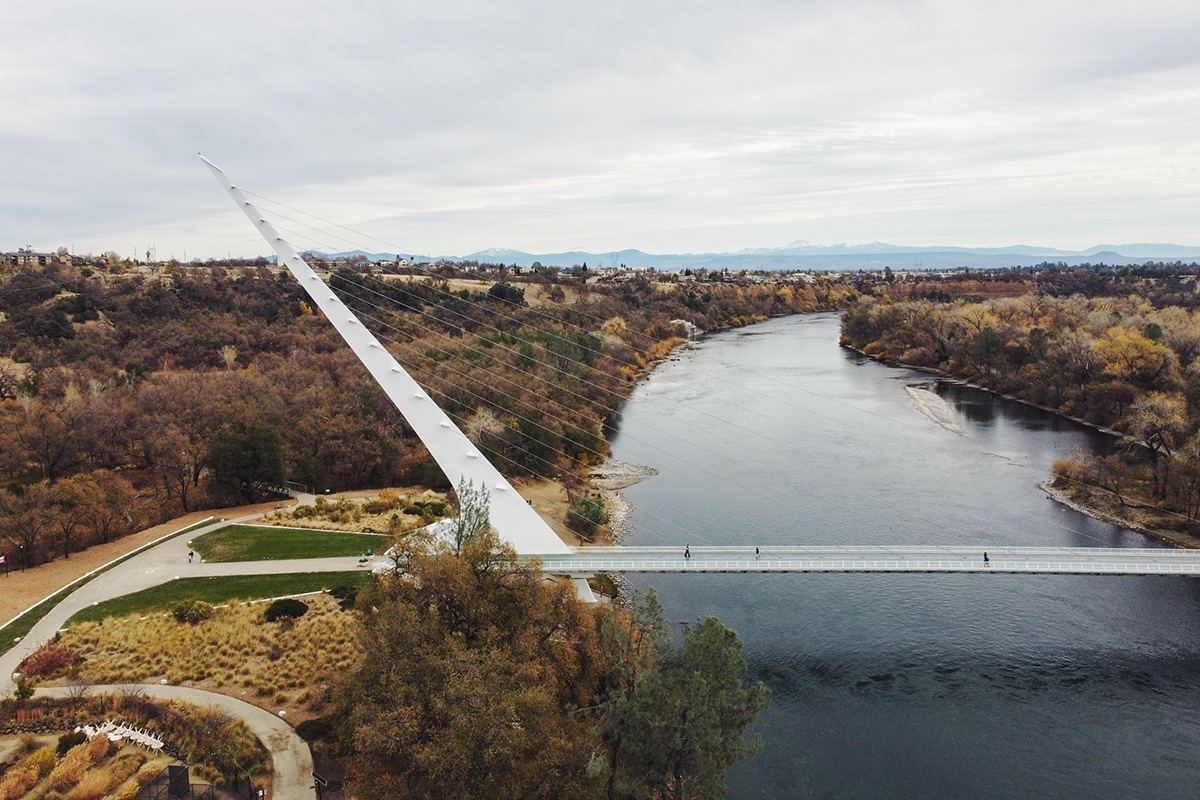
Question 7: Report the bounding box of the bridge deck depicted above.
[528,545,1200,576]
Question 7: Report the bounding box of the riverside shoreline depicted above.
[846,342,1200,550]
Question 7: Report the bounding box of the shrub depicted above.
[86,735,111,761]
[567,495,607,537]
[20,643,80,678]
[295,715,335,741]
[263,598,308,622]
[47,743,91,791]
[18,733,40,753]
[329,585,358,610]
[404,500,449,518]
[66,770,111,800]
[25,746,57,779]
[12,679,34,705]
[361,490,401,514]
[171,600,214,625]
[109,781,141,800]
[0,767,38,800]
[57,731,87,756]
[135,762,162,786]
[106,753,146,788]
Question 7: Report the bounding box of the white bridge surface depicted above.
[529,545,1200,576]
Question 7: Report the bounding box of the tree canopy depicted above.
[332,525,769,800]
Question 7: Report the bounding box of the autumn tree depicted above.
[0,482,54,566]
[1125,392,1189,498]
[335,529,606,800]
[90,469,138,543]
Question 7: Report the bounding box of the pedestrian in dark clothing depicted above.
[983,552,989,565]
[685,545,691,559]
[188,550,194,563]
[755,547,760,560]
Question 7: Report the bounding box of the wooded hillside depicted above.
[0,259,853,566]
[841,272,1200,534]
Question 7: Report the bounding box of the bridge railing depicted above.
[529,557,1200,575]
[568,544,1192,557]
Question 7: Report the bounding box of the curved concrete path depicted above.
[2,501,368,694]
[2,497,357,800]
[36,684,313,800]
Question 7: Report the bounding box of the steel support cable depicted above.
[233,224,696,545]
[272,220,1130,548]
[256,235,712,543]
[348,306,825,544]
[337,273,1086,549]
[259,210,1155,546]
[268,219,648,420]
[333,280,927,538]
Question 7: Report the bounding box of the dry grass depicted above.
[65,769,109,800]
[53,593,361,721]
[47,742,93,792]
[0,703,248,800]
[269,484,587,548]
[0,767,37,800]
[265,488,449,533]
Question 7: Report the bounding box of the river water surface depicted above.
[607,313,1200,799]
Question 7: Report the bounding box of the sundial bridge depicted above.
[203,157,1200,597]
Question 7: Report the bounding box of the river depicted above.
[607,313,1200,800]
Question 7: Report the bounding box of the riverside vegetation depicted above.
[839,263,1200,542]
[0,253,827,798]
[0,256,855,569]
[22,510,771,799]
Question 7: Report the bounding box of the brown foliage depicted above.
[339,532,606,799]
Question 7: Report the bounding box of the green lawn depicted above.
[191,525,387,562]
[67,571,374,625]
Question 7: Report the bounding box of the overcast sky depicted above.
[2,0,1198,260]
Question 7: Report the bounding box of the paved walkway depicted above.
[1,499,350,692]
[36,684,313,800]
[2,495,349,800]
[533,544,1200,576]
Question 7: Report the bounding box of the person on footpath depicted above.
[685,545,691,559]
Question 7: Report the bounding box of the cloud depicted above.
[2,0,1199,257]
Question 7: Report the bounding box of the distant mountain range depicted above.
[303,242,1200,271]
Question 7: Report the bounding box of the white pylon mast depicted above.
[200,156,574,558]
